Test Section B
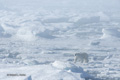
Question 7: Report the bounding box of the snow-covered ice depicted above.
[0,0,120,80]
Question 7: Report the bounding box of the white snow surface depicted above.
[0,61,89,80]
[0,0,120,80]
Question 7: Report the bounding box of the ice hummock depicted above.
[101,28,120,39]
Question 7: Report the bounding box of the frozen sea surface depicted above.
[0,1,120,79]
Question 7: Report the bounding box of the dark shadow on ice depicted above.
[36,29,56,39]
[90,41,100,46]
[63,53,74,57]
[2,34,12,38]
[39,61,52,65]
[71,66,84,73]
[74,16,100,26]
[67,59,74,61]
[85,77,120,80]
[24,75,32,80]
[53,47,78,51]
[70,66,104,80]
[0,48,5,52]
[84,77,103,80]
[0,25,12,38]
[69,66,94,79]
[42,17,69,23]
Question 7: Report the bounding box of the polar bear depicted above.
[74,52,89,63]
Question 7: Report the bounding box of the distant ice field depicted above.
[0,6,120,80]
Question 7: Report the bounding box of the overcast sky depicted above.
[0,0,120,11]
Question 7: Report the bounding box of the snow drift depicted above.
[101,28,120,39]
